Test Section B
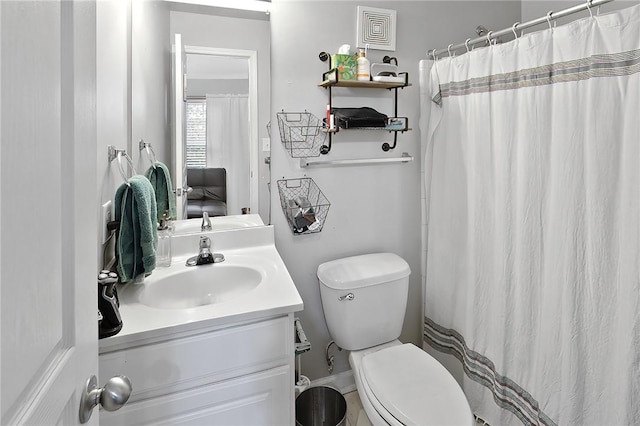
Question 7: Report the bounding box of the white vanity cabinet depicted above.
[98,314,295,425]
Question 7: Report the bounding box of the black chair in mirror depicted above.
[186,168,227,219]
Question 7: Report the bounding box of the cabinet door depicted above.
[100,365,292,425]
[99,316,292,403]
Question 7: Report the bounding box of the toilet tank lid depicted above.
[317,253,410,290]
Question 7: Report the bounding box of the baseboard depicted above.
[310,369,357,394]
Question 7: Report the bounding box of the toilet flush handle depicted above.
[338,293,354,301]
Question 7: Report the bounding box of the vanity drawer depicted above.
[99,315,293,402]
[100,365,292,426]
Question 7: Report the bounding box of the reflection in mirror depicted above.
[131,1,271,231]
[183,49,256,220]
[173,213,265,235]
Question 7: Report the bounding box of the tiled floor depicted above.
[344,391,371,426]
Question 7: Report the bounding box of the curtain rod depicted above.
[429,0,615,58]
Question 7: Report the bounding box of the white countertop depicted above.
[99,225,303,352]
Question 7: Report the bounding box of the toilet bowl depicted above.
[318,253,473,426]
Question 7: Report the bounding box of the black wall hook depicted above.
[383,56,398,65]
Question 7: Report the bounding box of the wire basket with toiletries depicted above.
[277,178,330,235]
[277,111,327,158]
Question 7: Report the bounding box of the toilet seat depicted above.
[360,344,473,426]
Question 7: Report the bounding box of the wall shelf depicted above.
[318,78,411,90]
[319,63,410,154]
[319,67,410,90]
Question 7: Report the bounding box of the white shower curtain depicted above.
[206,94,250,216]
[420,5,639,425]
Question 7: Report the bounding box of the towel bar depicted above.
[139,139,157,169]
[108,145,136,186]
[299,152,413,168]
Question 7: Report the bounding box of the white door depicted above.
[172,33,188,220]
[0,1,99,424]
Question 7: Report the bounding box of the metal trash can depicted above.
[295,386,347,426]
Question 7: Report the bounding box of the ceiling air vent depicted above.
[356,6,396,51]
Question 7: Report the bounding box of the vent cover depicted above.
[356,6,396,51]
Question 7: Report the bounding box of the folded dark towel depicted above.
[145,161,177,221]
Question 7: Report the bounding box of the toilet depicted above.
[318,253,473,426]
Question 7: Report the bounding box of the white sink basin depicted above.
[138,264,263,309]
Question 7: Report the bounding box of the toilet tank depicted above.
[318,253,411,351]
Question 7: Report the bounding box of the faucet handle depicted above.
[199,236,211,250]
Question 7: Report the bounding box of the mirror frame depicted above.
[184,45,260,215]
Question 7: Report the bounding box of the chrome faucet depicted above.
[201,212,212,231]
[186,236,225,266]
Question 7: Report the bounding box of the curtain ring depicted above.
[586,0,593,18]
[465,38,472,52]
[512,22,520,39]
[546,11,554,30]
[447,44,454,57]
[486,31,493,45]
[429,49,437,60]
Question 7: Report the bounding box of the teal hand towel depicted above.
[114,175,158,282]
[145,162,177,221]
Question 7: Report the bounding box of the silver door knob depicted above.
[79,375,132,423]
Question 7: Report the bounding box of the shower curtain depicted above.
[206,94,250,216]
[420,5,639,425]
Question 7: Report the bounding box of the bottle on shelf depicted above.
[356,49,370,82]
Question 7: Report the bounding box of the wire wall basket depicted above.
[277,178,331,235]
[277,111,327,158]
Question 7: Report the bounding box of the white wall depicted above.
[97,0,171,270]
[186,79,249,97]
[97,0,131,269]
[270,0,521,381]
[131,0,171,173]
[522,0,637,24]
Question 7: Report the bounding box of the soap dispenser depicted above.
[156,211,172,267]
[357,48,370,81]
[98,270,122,339]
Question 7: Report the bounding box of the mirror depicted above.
[131,1,271,228]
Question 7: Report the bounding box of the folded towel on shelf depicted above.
[115,175,158,282]
[145,161,177,221]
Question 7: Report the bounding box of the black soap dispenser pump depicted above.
[98,270,122,339]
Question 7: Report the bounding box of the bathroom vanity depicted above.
[98,224,303,425]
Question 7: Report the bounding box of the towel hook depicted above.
[138,139,157,169]
[512,22,520,39]
[108,145,136,186]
